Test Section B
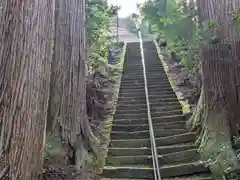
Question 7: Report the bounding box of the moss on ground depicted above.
[154,40,191,114]
[98,43,127,172]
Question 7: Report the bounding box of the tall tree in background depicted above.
[0,0,54,179]
[48,0,100,168]
[188,0,240,175]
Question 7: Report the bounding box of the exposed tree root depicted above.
[199,106,238,176]
[187,87,204,133]
[187,44,240,177]
[188,92,239,177]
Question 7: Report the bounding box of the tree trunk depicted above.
[0,1,54,179]
[197,0,240,42]
[48,0,100,168]
[188,0,240,176]
[47,0,61,133]
[0,0,6,18]
[193,45,240,175]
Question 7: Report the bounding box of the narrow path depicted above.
[102,41,212,179]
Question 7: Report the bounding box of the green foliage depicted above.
[233,136,240,150]
[87,0,117,71]
[140,0,202,72]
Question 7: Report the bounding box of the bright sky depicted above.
[108,0,146,17]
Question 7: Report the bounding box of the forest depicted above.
[0,0,240,180]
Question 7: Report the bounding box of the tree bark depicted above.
[0,1,54,179]
[188,0,240,176]
[197,0,240,42]
[198,45,240,175]
[48,0,100,168]
[47,0,61,133]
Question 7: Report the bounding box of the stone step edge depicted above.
[114,109,183,116]
[102,161,209,178]
[110,129,188,135]
[104,161,205,170]
[113,114,188,121]
[107,148,198,159]
[110,132,196,143]
[111,121,186,128]
[107,143,196,151]
[116,105,181,112]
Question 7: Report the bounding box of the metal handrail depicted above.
[139,31,161,180]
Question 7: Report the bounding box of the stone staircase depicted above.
[110,16,140,43]
[102,41,212,179]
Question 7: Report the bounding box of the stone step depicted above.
[123,64,164,68]
[110,129,188,139]
[123,65,164,68]
[117,97,179,105]
[123,70,164,74]
[125,61,162,65]
[126,63,163,67]
[144,55,161,60]
[163,175,213,180]
[107,144,196,156]
[116,101,181,110]
[113,114,187,125]
[122,71,166,76]
[122,69,166,74]
[150,97,182,103]
[116,103,147,110]
[120,81,170,87]
[121,77,169,83]
[122,63,163,67]
[116,105,182,114]
[123,68,165,73]
[125,60,163,65]
[117,99,146,105]
[123,63,163,67]
[119,90,176,97]
[106,149,199,166]
[119,87,174,94]
[151,105,182,113]
[146,76,169,81]
[121,73,168,79]
[149,94,178,100]
[117,101,181,108]
[109,132,196,148]
[146,71,167,75]
[119,83,171,89]
[114,110,182,119]
[147,79,170,84]
[151,110,183,117]
[118,94,178,102]
[103,175,213,180]
[124,55,141,58]
[148,88,175,94]
[118,93,176,101]
[111,121,186,132]
[103,162,208,179]
[121,94,177,100]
